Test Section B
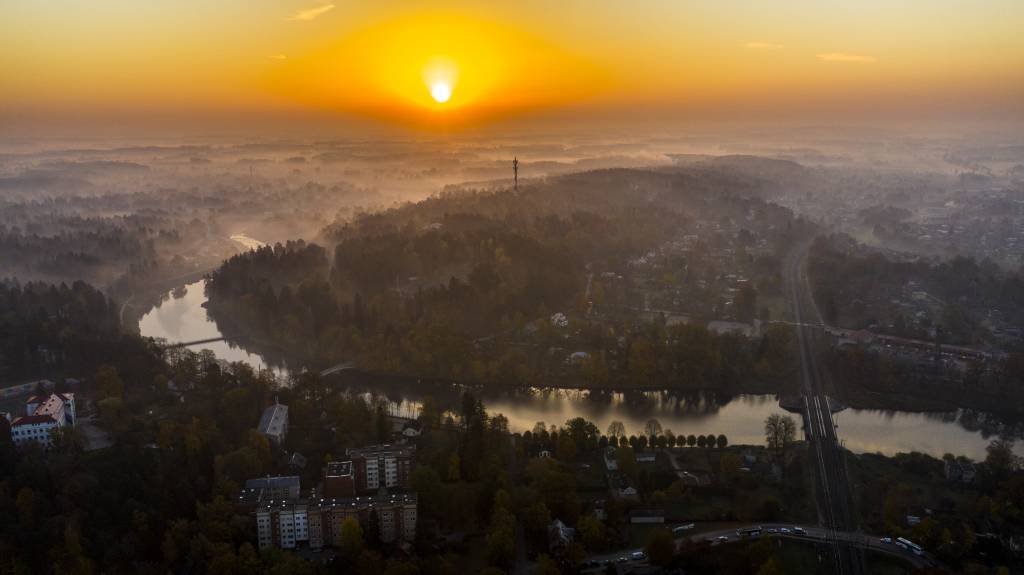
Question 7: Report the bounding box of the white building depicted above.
[258,399,288,445]
[10,393,75,448]
[346,444,415,492]
[550,312,569,328]
[707,319,761,338]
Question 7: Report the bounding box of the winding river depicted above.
[138,235,1022,460]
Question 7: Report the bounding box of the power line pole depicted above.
[513,156,518,190]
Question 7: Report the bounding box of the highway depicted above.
[581,523,933,572]
[785,238,865,575]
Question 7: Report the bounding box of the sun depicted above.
[430,81,452,104]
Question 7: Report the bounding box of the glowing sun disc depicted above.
[430,82,452,103]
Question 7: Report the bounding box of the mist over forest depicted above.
[2,125,1023,575]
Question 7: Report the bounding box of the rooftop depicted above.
[245,475,300,491]
[326,461,353,477]
[347,444,415,458]
[236,488,264,506]
[255,492,417,512]
[258,402,288,436]
[11,414,58,426]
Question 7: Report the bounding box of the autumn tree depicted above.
[340,517,365,559]
[616,445,638,481]
[645,528,676,568]
[486,507,516,569]
[95,365,124,400]
[536,554,560,575]
[764,414,796,454]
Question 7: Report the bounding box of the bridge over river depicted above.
[159,336,243,349]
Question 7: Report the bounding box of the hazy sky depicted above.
[3,1,1023,136]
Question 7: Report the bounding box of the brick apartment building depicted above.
[255,493,417,550]
[323,444,416,497]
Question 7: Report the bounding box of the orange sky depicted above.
[2,1,1023,134]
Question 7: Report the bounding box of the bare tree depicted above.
[764,414,796,454]
[606,420,626,438]
[643,418,663,438]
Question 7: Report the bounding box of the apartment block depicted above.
[254,493,417,551]
[344,444,416,493]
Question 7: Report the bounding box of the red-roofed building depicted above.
[10,392,75,448]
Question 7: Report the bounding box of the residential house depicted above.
[258,399,288,445]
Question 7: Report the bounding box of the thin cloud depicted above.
[269,54,288,60]
[744,42,783,50]
[816,52,876,63]
[288,3,334,21]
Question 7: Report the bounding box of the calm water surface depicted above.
[138,236,1021,460]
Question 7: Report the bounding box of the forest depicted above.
[809,235,1024,346]
[205,168,806,392]
[0,280,155,381]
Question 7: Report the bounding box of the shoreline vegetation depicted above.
[188,168,1022,423]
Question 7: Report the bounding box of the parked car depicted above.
[880,537,892,544]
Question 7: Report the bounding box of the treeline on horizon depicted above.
[205,169,809,393]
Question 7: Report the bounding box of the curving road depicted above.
[582,523,934,572]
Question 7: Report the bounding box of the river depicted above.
[137,236,1021,460]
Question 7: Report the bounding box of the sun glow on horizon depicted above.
[267,12,606,127]
[430,82,452,104]
[6,3,1020,133]
[423,56,458,107]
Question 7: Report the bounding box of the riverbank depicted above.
[119,234,267,334]
[838,375,1024,420]
[118,268,214,335]
[138,274,1024,460]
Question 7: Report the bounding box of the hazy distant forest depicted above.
[205,168,807,393]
